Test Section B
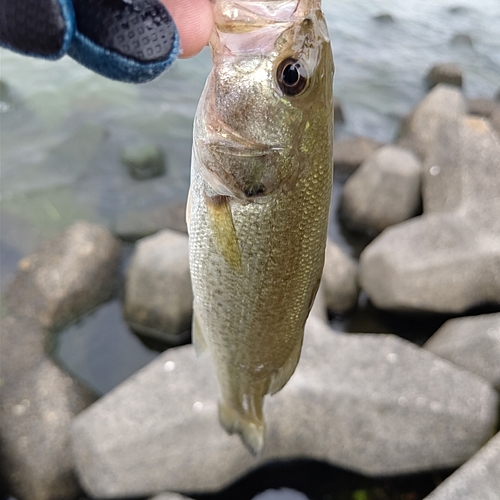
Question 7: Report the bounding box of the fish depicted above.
[187,0,334,455]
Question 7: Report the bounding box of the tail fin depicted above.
[219,400,265,456]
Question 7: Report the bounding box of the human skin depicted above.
[161,0,214,58]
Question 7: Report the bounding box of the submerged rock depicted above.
[424,313,500,391]
[334,99,345,123]
[424,432,500,500]
[450,33,474,48]
[1,222,121,500]
[425,63,463,89]
[373,13,395,23]
[322,240,359,313]
[334,136,383,178]
[121,142,166,180]
[123,229,192,344]
[113,200,188,241]
[70,317,498,498]
[340,145,421,234]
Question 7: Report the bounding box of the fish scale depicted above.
[188,0,334,454]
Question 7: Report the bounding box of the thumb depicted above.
[161,0,214,58]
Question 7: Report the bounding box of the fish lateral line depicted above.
[204,193,243,271]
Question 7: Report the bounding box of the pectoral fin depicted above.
[205,194,242,271]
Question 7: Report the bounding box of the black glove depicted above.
[0,0,179,83]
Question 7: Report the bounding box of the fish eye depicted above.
[276,58,309,96]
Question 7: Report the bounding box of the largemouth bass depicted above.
[187,0,334,455]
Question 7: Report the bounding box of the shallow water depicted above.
[1,1,500,499]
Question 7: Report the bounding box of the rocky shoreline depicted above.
[1,69,499,500]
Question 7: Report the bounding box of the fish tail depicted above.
[218,398,265,456]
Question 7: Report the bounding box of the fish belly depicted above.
[188,151,332,454]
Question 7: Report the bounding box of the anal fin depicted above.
[268,337,303,395]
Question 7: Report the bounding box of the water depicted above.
[1,2,500,499]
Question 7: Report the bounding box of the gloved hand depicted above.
[0,0,180,83]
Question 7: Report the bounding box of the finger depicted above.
[161,0,214,58]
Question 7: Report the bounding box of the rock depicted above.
[450,33,473,48]
[490,105,500,136]
[123,230,192,343]
[467,98,498,118]
[334,99,345,123]
[121,142,166,180]
[0,222,121,500]
[373,13,395,23]
[113,201,188,241]
[359,207,500,313]
[398,84,467,161]
[421,115,500,214]
[150,494,192,500]
[371,88,500,313]
[70,317,498,498]
[334,136,383,178]
[5,221,122,331]
[426,63,463,89]
[322,239,359,313]
[423,432,500,500]
[448,6,469,14]
[340,145,422,234]
[424,314,500,391]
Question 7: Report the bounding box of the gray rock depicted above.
[340,145,422,234]
[491,105,500,137]
[70,317,498,498]
[424,314,500,391]
[373,13,395,23]
[426,63,463,89]
[5,221,122,330]
[0,222,121,500]
[113,201,188,241]
[363,91,500,314]
[334,136,383,177]
[467,98,498,118]
[398,84,467,161]
[334,99,345,123]
[124,230,192,343]
[450,33,474,48]
[121,142,166,180]
[150,494,192,500]
[322,239,359,313]
[359,208,500,313]
[424,432,500,500]
[422,115,500,214]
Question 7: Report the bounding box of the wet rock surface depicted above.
[1,222,121,500]
[70,316,498,498]
[423,432,500,500]
[124,229,193,343]
[322,239,359,313]
[424,313,500,391]
[340,145,422,234]
[333,136,383,177]
[425,63,463,89]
